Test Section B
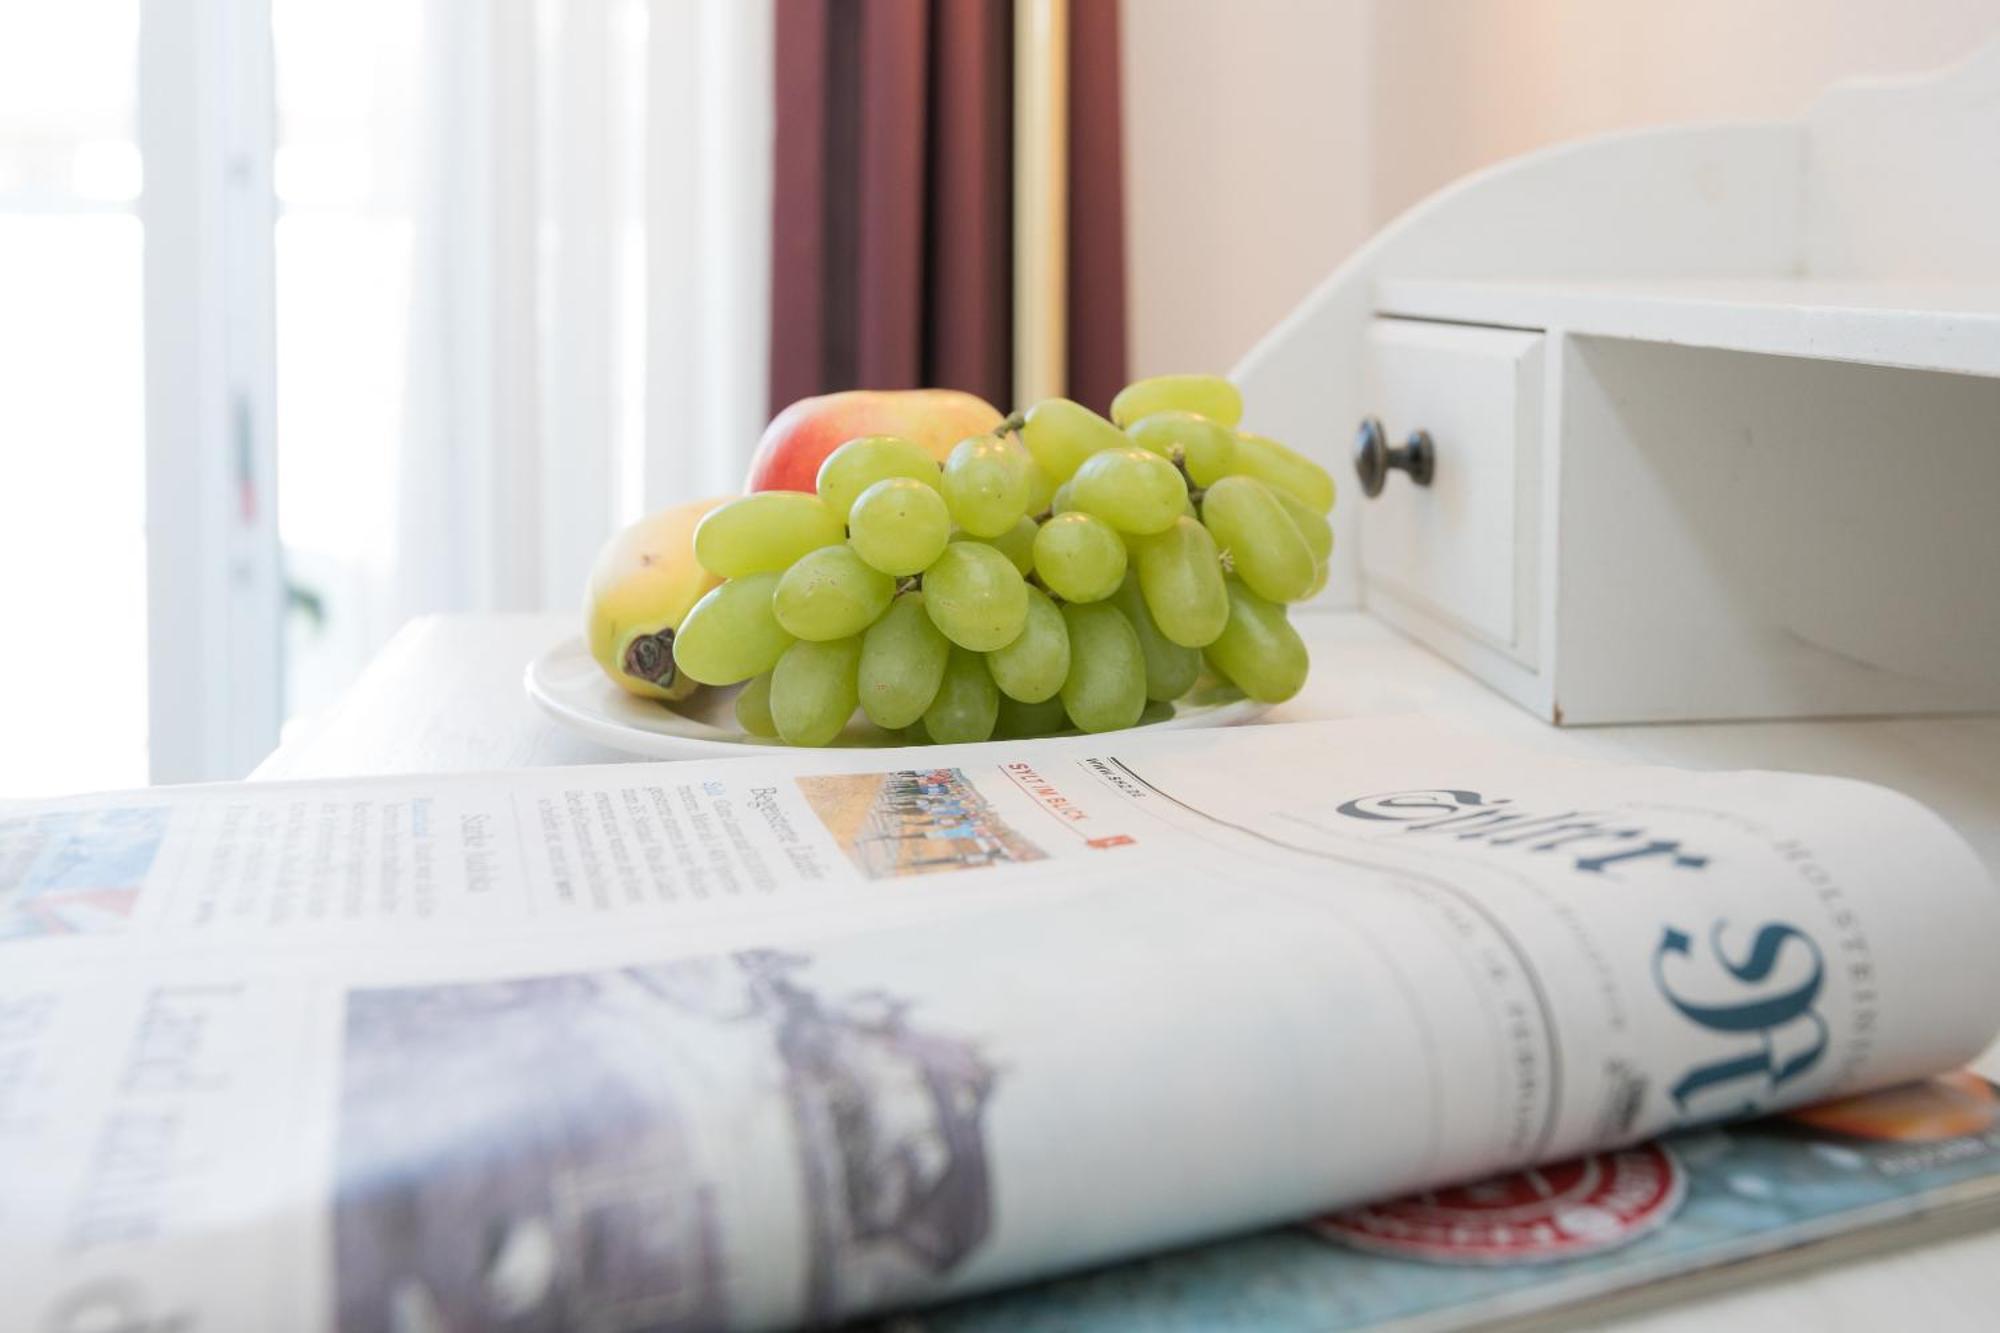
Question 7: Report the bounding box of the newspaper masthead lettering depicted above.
[1334,789,1710,877]
[1653,920,1829,1123]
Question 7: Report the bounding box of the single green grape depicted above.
[1110,374,1243,429]
[1201,474,1317,603]
[848,477,951,576]
[1069,447,1188,536]
[816,435,942,521]
[672,573,793,685]
[734,671,778,737]
[1204,579,1309,703]
[1058,600,1147,733]
[858,592,949,729]
[694,492,845,578]
[941,435,1031,537]
[1125,411,1237,487]
[922,541,1029,651]
[1272,485,1333,566]
[773,544,896,640]
[997,433,1055,514]
[994,693,1071,739]
[770,635,862,746]
[1231,432,1335,513]
[1032,511,1126,602]
[1018,397,1128,482]
[1110,573,1201,701]
[985,586,1070,702]
[922,646,999,744]
[1133,515,1229,647]
[968,515,1038,576]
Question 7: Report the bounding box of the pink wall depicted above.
[1121,0,2000,377]
[1120,0,1372,380]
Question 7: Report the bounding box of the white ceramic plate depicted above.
[526,636,1271,760]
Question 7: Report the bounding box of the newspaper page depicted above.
[1,717,1994,1332]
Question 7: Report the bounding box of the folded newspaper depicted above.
[3,717,1996,1332]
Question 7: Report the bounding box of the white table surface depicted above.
[256,608,2000,1330]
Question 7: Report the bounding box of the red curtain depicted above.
[1063,0,1125,417]
[769,0,1127,417]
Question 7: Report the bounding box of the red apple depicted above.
[745,388,1006,493]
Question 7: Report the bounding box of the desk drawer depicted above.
[1360,318,1543,655]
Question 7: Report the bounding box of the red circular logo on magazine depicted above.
[1312,1143,1685,1265]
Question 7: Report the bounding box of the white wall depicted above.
[1120,0,2000,377]
[1119,0,1372,381]
[1370,0,2000,226]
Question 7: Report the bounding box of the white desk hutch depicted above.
[1236,44,2000,725]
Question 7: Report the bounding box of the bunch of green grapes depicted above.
[671,374,1331,746]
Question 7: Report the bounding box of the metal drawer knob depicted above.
[1354,417,1435,497]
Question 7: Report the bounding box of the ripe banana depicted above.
[584,496,729,702]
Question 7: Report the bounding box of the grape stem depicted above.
[1168,450,1206,504]
[896,574,923,596]
[996,411,1026,435]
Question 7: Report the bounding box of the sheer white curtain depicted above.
[391,0,773,629]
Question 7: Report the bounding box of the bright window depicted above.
[271,0,424,729]
[0,1,147,797]
[0,0,767,795]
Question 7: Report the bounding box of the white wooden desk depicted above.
[255,609,2000,1330]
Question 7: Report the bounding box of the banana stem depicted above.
[623,630,679,687]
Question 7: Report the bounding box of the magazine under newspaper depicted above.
[2,717,1996,1331]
